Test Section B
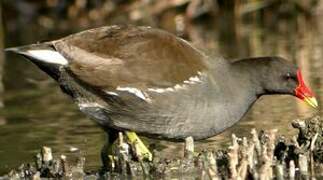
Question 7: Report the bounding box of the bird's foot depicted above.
[125,131,152,161]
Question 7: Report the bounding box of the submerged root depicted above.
[4,115,323,179]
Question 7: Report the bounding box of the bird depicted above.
[6,25,318,170]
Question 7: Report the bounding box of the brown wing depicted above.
[53,25,207,90]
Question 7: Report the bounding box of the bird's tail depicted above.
[5,43,68,81]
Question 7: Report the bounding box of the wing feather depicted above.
[53,25,208,93]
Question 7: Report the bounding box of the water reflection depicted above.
[0,6,322,175]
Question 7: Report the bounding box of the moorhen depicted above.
[6,25,318,167]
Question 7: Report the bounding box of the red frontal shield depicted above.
[294,69,318,108]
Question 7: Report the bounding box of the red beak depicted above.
[294,69,318,108]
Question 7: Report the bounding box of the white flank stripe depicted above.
[148,87,176,93]
[148,72,204,93]
[28,50,68,65]
[105,91,119,96]
[117,87,149,101]
[174,84,185,90]
[165,87,175,92]
[147,88,166,93]
[189,76,201,82]
[78,102,103,109]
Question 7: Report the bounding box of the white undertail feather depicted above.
[27,50,68,65]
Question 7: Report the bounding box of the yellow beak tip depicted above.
[304,97,319,109]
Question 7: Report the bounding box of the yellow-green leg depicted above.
[125,131,152,161]
[100,130,152,174]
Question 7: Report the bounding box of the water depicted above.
[0,12,322,175]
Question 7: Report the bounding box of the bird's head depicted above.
[258,57,318,108]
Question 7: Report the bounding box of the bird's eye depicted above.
[283,72,292,80]
[284,72,297,81]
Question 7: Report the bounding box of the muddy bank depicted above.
[2,116,323,179]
